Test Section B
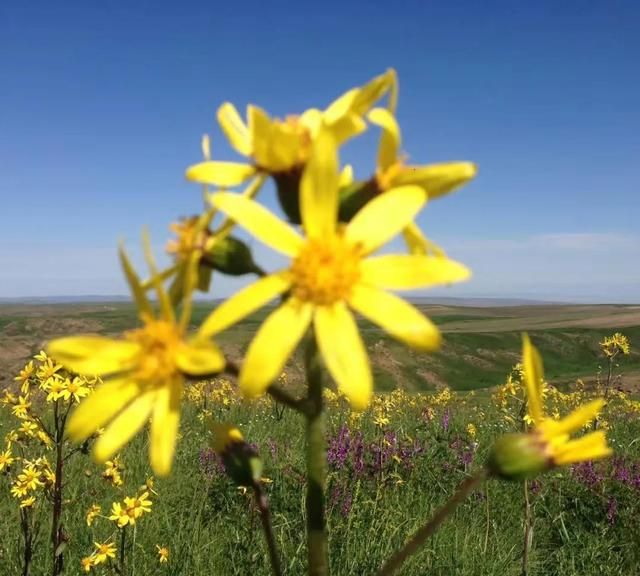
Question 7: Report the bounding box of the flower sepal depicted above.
[205,236,260,277]
[487,433,550,481]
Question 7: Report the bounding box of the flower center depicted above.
[126,320,182,383]
[167,216,209,260]
[290,235,362,306]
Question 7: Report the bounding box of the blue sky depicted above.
[1,1,639,302]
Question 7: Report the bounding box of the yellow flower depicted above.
[17,463,43,491]
[86,504,101,526]
[199,129,469,409]
[12,396,31,418]
[36,357,63,381]
[93,541,116,565]
[18,420,39,438]
[81,556,94,572]
[20,495,36,508]
[490,336,613,480]
[59,377,90,403]
[156,545,169,564]
[366,107,477,254]
[466,423,477,439]
[109,501,132,528]
[47,243,225,476]
[45,377,66,402]
[600,332,631,357]
[0,447,15,471]
[124,491,152,519]
[11,482,29,499]
[15,361,35,394]
[186,69,397,187]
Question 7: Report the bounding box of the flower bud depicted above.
[273,167,304,224]
[205,236,260,276]
[487,433,550,481]
[337,180,378,222]
[210,423,263,487]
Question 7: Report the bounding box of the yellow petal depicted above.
[327,112,367,145]
[522,334,544,424]
[248,105,272,165]
[552,431,612,466]
[348,284,441,352]
[67,378,141,442]
[186,161,257,187]
[176,339,225,375]
[360,254,470,290]
[345,185,426,255]
[149,383,181,476]
[545,399,606,437]
[393,162,477,200]
[93,391,156,463]
[47,336,140,376]
[300,128,339,240]
[339,164,354,188]
[314,302,372,410]
[119,245,153,318]
[402,223,447,256]
[368,107,400,171]
[217,102,252,156]
[199,272,292,338]
[300,108,323,137]
[324,88,358,124]
[240,298,313,398]
[351,68,397,116]
[142,229,174,324]
[210,192,303,256]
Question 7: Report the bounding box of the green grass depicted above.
[1,377,639,575]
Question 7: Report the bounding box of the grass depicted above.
[1,360,639,574]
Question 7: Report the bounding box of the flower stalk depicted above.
[304,336,329,576]
[377,469,488,576]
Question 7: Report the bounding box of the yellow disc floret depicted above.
[291,234,361,305]
[126,319,183,383]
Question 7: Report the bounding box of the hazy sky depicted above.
[1,1,639,302]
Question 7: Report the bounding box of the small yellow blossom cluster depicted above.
[102,457,124,487]
[109,489,153,528]
[80,541,117,572]
[9,457,55,508]
[600,332,631,358]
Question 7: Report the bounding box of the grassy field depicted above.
[0,303,639,575]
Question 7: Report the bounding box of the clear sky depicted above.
[1,0,639,302]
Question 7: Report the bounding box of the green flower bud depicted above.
[487,433,551,481]
[210,423,263,487]
[273,167,304,224]
[338,179,379,222]
[206,236,260,276]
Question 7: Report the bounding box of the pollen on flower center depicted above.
[126,319,182,382]
[290,236,361,306]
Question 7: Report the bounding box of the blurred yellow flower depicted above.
[367,107,476,254]
[12,396,31,418]
[81,556,94,572]
[93,541,116,565]
[200,129,469,409]
[0,447,14,471]
[156,545,169,563]
[600,332,630,357]
[522,334,612,467]
[20,495,36,508]
[186,69,397,187]
[86,504,101,526]
[47,244,225,476]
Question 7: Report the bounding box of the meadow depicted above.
[0,303,639,575]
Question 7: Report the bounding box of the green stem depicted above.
[378,469,488,576]
[119,527,127,575]
[521,479,532,576]
[253,481,283,576]
[304,337,329,576]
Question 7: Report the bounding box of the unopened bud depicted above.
[273,167,304,224]
[338,180,378,222]
[206,236,260,276]
[210,423,263,487]
[487,433,550,481]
